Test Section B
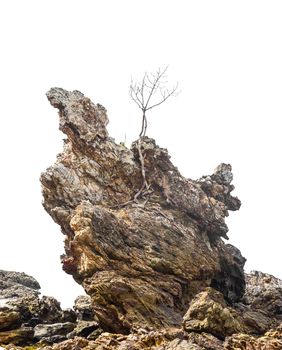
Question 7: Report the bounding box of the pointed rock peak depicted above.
[46,88,109,145]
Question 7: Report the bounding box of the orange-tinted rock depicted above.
[183,287,245,339]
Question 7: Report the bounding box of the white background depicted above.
[0,1,281,308]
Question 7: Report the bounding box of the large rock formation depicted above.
[40,88,245,334]
[1,88,282,349]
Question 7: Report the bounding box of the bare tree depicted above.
[113,67,179,207]
[129,66,179,137]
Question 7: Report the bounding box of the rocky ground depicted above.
[1,88,281,349]
[0,270,101,347]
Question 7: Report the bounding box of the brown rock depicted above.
[0,326,34,345]
[0,311,21,331]
[37,296,76,324]
[183,287,244,339]
[67,320,99,338]
[73,295,94,321]
[40,88,245,333]
[184,332,223,350]
[224,324,282,349]
[160,338,201,350]
[40,337,90,350]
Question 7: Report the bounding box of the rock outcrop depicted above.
[40,87,244,334]
[2,88,281,349]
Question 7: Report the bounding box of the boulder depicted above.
[37,296,76,324]
[73,295,94,321]
[183,287,244,338]
[0,270,41,330]
[67,320,99,338]
[0,269,79,347]
[0,270,40,296]
[34,322,76,343]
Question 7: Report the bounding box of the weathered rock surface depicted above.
[67,320,99,339]
[243,270,282,320]
[224,324,282,349]
[0,270,40,296]
[3,88,282,349]
[0,326,34,346]
[0,270,79,346]
[40,87,245,333]
[183,287,245,338]
[1,271,282,349]
[0,311,21,331]
[73,295,94,321]
[0,270,39,344]
[34,322,76,343]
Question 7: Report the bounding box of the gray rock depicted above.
[0,270,41,329]
[243,271,282,319]
[62,308,77,323]
[0,269,78,339]
[87,327,103,340]
[0,270,40,301]
[38,334,67,344]
[38,296,63,323]
[67,320,99,338]
[73,295,93,320]
[0,270,40,294]
[34,322,75,341]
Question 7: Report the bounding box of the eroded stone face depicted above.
[40,88,245,333]
[183,287,245,339]
[243,271,282,319]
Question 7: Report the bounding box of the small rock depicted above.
[73,295,93,321]
[0,326,34,345]
[67,320,99,338]
[38,296,69,324]
[34,322,75,341]
[163,338,201,350]
[87,327,103,340]
[62,308,77,323]
[0,310,21,331]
